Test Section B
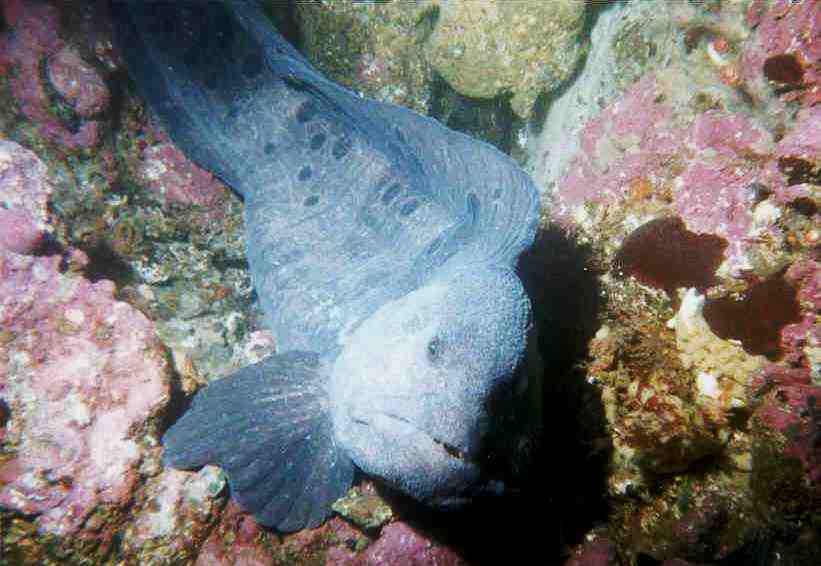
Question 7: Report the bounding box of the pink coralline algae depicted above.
[774,106,821,203]
[673,111,772,264]
[751,362,821,509]
[556,72,816,273]
[742,0,821,107]
[780,259,821,368]
[0,140,52,254]
[0,0,108,150]
[556,74,682,218]
[326,521,467,566]
[195,501,274,566]
[136,141,228,210]
[0,248,170,536]
[0,207,45,255]
[46,46,110,118]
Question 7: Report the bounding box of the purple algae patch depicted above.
[763,53,805,85]
[613,217,727,294]
[703,273,802,360]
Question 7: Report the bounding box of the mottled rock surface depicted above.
[422,0,586,118]
[0,144,171,556]
[1,0,819,564]
[536,0,820,563]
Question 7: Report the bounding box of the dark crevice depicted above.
[427,73,520,155]
[0,398,10,430]
[79,240,135,284]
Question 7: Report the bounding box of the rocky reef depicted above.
[0,0,818,565]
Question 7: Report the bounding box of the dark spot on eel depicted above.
[400,199,419,217]
[310,133,326,150]
[242,53,264,78]
[381,183,401,205]
[204,73,219,90]
[304,195,319,207]
[264,142,275,155]
[298,166,312,181]
[295,100,317,123]
[427,336,445,364]
[332,136,352,159]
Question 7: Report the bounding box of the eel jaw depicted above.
[340,410,481,504]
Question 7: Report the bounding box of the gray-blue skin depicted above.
[112,1,540,532]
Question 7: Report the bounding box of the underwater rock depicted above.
[528,0,684,195]
[331,482,393,531]
[669,288,765,416]
[294,1,526,156]
[564,526,617,566]
[422,0,586,118]
[621,467,755,563]
[741,0,821,107]
[298,0,586,120]
[747,259,821,520]
[590,305,731,477]
[542,1,820,563]
[46,46,110,118]
[326,521,467,566]
[193,500,276,566]
[750,363,821,521]
[136,141,229,210]
[0,249,170,539]
[0,140,52,254]
[0,0,103,150]
[554,71,804,274]
[295,0,432,114]
[121,466,227,564]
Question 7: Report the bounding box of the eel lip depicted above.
[379,412,472,463]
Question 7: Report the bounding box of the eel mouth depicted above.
[379,412,473,464]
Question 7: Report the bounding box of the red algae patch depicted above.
[703,273,802,360]
[763,53,805,85]
[613,217,727,294]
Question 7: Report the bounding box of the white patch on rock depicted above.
[696,372,720,399]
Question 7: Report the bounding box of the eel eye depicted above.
[427,336,445,364]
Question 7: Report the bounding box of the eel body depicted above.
[112,0,539,531]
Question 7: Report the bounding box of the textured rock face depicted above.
[0,144,170,542]
[555,73,807,274]
[0,141,52,254]
[0,146,170,550]
[297,0,586,120]
[422,0,586,118]
[741,0,821,108]
[295,0,432,114]
[536,0,820,563]
[326,521,467,566]
[0,1,105,150]
[46,46,110,118]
